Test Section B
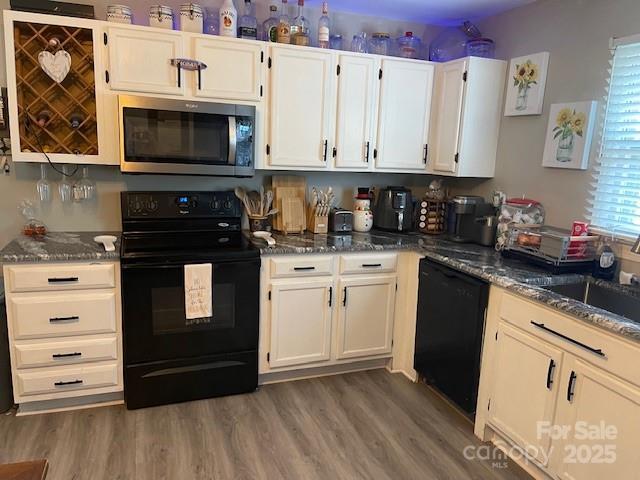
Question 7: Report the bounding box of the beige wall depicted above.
[0,1,442,248]
[455,0,640,231]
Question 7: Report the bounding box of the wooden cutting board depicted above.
[272,176,306,233]
[281,197,305,234]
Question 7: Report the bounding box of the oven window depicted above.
[151,283,235,335]
[123,107,229,165]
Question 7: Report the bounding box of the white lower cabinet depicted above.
[262,253,397,374]
[480,290,640,479]
[268,279,333,368]
[489,323,564,466]
[550,359,640,480]
[336,275,395,359]
[3,261,123,411]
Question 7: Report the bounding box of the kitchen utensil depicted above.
[253,230,276,247]
[94,235,117,252]
[264,190,274,216]
[234,186,252,214]
[36,164,51,203]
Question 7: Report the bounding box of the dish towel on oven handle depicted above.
[184,263,213,320]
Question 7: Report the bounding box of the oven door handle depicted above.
[228,116,237,166]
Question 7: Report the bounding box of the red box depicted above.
[568,221,589,258]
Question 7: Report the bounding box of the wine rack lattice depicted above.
[14,21,98,155]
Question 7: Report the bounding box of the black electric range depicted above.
[120,191,260,409]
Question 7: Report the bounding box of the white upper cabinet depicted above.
[107,27,184,96]
[428,56,507,177]
[192,37,264,101]
[105,26,264,102]
[333,54,379,170]
[267,46,335,169]
[428,59,466,174]
[375,59,434,172]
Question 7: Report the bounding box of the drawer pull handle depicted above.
[362,263,382,268]
[49,316,80,323]
[54,379,83,387]
[530,321,605,358]
[48,277,79,283]
[546,358,556,390]
[567,370,577,402]
[293,266,316,271]
[52,352,82,359]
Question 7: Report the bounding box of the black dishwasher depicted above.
[414,258,489,416]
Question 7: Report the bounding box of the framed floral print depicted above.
[542,101,597,170]
[504,52,550,116]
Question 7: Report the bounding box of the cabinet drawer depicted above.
[9,291,117,340]
[16,363,119,397]
[6,263,115,293]
[339,253,397,275]
[14,337,118,369]
[269,256,334,278]
[499,292,640,387]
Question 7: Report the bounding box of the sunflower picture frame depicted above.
[504,51,550,116]
[542,101,597,170]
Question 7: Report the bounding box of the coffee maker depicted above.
[374,186,413,232]
[447,196,496,245]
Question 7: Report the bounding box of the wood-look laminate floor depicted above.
[0,370,530,480]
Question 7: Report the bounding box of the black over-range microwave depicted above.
[118,95,255,177]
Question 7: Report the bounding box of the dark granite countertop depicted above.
[0,232,121,264]
[254,230,640,343]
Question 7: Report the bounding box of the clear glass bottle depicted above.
[262,4,279,42]
[238,0,257,40]
[219,0,237,37]
[290,0,309,46]
[276,0,291,44]
[317,2,330,48]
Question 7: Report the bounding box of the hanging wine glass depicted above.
[36,164,52,203]
[74,166,96,202]
[58,165,73,203]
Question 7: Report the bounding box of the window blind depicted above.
[588,41,640,237]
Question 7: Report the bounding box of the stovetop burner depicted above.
[120,191,258,264]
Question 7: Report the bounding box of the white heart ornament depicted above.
[38,50,71,83]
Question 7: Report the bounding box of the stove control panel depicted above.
[122,191,242,219]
